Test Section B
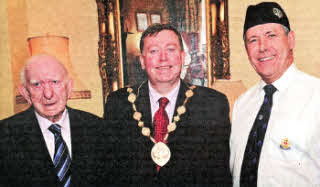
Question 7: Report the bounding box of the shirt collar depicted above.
[258,64,296,93]
[148,80,181,106]
[35,108,69,133]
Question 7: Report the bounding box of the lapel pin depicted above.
[280,138,291,150]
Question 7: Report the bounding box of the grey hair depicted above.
[243,25,290,44]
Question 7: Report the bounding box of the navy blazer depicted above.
[0,107,114,187]
[104,81,232,186]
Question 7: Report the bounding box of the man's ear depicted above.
[18,85,32,104]
[140,55,146,70]
[181,51,186,67]
[66,78,73,99]
[288,30,295,50]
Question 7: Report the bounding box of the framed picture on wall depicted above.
[136,12,148,31]
[96,0,230,102]
[150,13,161,24]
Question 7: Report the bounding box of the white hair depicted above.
[20,54,69,86]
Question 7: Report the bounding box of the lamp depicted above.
[16,35,91,104]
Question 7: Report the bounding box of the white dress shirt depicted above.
[230,64,320,186]
[35,109,72,160]
[148,81,180,123]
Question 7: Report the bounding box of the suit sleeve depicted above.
[0,121,6,185]
[0,121,12,186]
[208,93,233,185]
[104,92,119,120]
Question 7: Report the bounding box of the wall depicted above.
[0,0,103,119]
[0,0,14,118]
[1,0,320,119]
[229,0,320,88]
[6,0,30,114]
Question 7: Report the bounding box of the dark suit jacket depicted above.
[0,107,115,187]
[104,81,232,186]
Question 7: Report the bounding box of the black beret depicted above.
[244,2,290,36]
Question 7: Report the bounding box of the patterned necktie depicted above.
[153,97,170,143]
[240,84,277,187]
[48,124,71,187]
[153,97,169,171]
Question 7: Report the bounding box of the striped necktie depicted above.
[49,124,71,187]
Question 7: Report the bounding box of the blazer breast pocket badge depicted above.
[280,138,291,150]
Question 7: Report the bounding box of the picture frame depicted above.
[150,13,161,24]
[136,12,148,32]
[96,0,230,103]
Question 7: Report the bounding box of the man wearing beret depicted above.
[230,2,320,187]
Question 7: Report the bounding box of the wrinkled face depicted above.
[19,56,73,122]
[140,30,185,87]
[245,23,295,83]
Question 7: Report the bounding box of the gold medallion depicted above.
[127,83,196,167]
[151,142,171,167]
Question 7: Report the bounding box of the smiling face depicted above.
[19,55,73,122]
[140,30,185,90]
[245,23,295,84]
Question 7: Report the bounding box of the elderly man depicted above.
[0,55,113,186]
[230,2,320,187]
[104,24,232,186]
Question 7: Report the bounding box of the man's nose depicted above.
[160,50,167,61]
[259,39,268,52]
[43,83,54,99]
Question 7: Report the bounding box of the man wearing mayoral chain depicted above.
[104,24,232,186]
[230,2,320,187]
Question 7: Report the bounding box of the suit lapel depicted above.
[21,108,57,177]
[173,80,189,118]
[126,82,158,175]
[68,107,87,180]
[135,81,152,129]
[68,107,83,163]
[167,81,191,144]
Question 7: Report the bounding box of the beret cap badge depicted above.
[273,8,283,19]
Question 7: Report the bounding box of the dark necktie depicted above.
[153,97,170,143]
[153,97,169,171]
[240,84,277,187]
[48,124,71,187]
